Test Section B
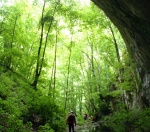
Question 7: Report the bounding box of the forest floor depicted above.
[65,121,100,132]
[32,121,100,132]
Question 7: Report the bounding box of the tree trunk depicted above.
[64,35,73,110]
[52,23,58,102]
[32,1,56,89]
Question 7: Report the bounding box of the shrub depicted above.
[103,108,150,132]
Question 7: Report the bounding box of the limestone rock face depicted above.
[92,0,150,105]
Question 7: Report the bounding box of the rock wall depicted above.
[92,0,150,106]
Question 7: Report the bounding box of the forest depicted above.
[0,0,150,132]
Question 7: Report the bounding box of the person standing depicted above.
[84,113,88,120]
[66,111,76,132]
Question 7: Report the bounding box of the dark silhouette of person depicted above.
[94,112,99,122]
[84,113,88,120]
[66,111,76,132]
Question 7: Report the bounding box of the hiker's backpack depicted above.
[68,114,75,122]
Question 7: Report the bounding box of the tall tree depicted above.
[32,1,57,89]
[64,35,73,110]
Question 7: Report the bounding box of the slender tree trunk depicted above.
[79,60,87,115]
[64,35,73,110]
[32,1,57,89]
[82,51,93,97]
[109,25,120,62]
[52,22,58,101]
[31,1,46,89]
[110,24,130,109]
[94,56,101,93]
[88,35,98,113]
